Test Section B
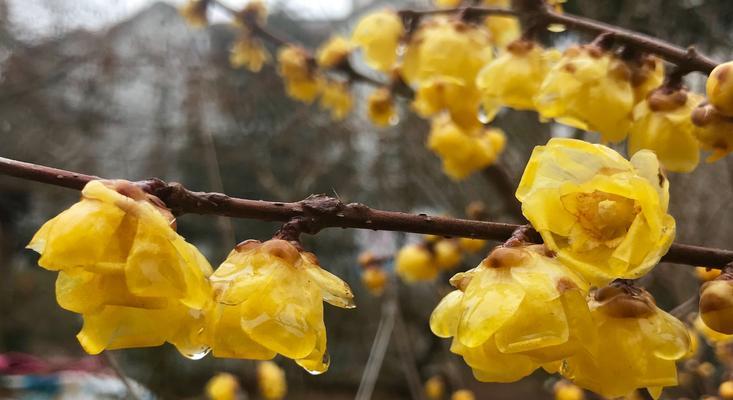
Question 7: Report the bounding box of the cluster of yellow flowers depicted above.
[28,180,354,373]
[395,234,486,283]
[429,139,695,398]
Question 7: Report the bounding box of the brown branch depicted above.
[2,156,733,268]
[399,2,718,75]
[209,0,412,95]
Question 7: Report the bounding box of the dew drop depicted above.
[180,346,211,360]
[388,115,400,126]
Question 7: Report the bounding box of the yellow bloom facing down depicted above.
[361,266,388,296]
[205,372,239,400]
[534,45,634,143]
[435,239,462,271]
[427,115,506,180]
[207,239,354,373]
[451,389,476,400]
[560,283,690,399]
[351,9,403,73]
[230,34,270,72]
[277,45,319,103]
[367,87,397,127]
[628,88,703,173]
[424,375,445,400]
[476,40,560,122]
[516,138,675,286]
[481,0,520,48]
[316,35,352,69]
[401,18,492,87]
[412,77,483,131]
[28,180,213,358]
[430,245,593,383]
[395,243,437,282]
[318,79,353,121]
[257,361,287,400]
[691,102,733,162]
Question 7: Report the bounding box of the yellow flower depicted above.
[402,18,492,87]
[257,361,287,400]
[554,380,584,400]
[395,243,437,282]
[180,0,208,28]
[700,274,733,334]
[230,35,270,72]
[451,389,476,400]
[277,45,319,103]
[720,380,733,400]
[697,266,722,282]
[361,266,388,296]
[628,88,703,173]
[459,238,486,253]
[427,115,506,180]
[318,79,353,120]
[516,138,675,286]
[560,283,690,400]
[430,245,592,383]
[435,239,462,271]
[412,77,483,131]
[207,239,354,373]
[351,10,403,72]
[367,87,397,127]
[316,35,352,69]
[205,372,239,400]
[424,375,445,400]
[28,180,213,358]
[476,40,560,122]
[630,55,665,103]
[482,0,520,48]
[691,102,733,162]
[706,61,733,116]
[534,45,634,143]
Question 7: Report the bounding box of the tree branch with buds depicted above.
[2,156,732,268]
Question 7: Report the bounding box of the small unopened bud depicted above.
[700,276,733,334]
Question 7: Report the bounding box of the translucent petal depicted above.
[77,305,177,354]
[239,265,320,359]
[495,297,569,353]
[457,270,524,347]
[303,263,355,309]
[208,304,277,360]
[430,290,464,338]
[452,338,538,383]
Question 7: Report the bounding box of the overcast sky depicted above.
[8,0,352,41]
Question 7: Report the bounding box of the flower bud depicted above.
[700,274,733,334]
[707,61,733,116]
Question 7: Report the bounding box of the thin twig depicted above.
[103,352,141,400]
[1,156,732,267]
[355,289,398,400]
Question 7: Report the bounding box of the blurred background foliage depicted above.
[1,0,733,398]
